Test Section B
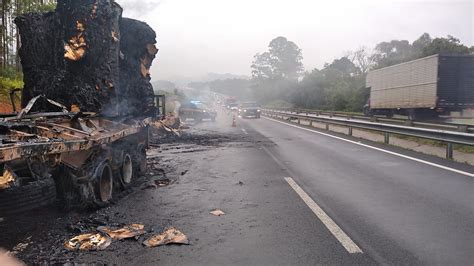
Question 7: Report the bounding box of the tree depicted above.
[412,33,432,56]
[251,52,273,80]
[373,39,413,68]
[347,47,376,74]
[250,36,303,104]
[251,36,303,81]
[324,57,358,77]
[422,35,471,57]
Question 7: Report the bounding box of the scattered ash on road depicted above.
[0,128,271,265]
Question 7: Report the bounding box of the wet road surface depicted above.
[1,108,473,265]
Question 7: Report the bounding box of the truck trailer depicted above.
[365,54,474,120]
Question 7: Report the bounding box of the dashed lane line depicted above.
[284,177,363,254]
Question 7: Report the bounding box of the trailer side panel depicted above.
[367,55,439,109]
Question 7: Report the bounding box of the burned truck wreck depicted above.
[0,0,159,215]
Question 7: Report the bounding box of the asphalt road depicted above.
[2,107,473,265]
[235,111,474,265]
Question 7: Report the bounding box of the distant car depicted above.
[228,103,239,111]
[179,101,217,122]
[225,97,238,109]
[238,102,261,118]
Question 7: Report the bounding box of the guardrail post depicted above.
[384,132,390,144]
[325,123,329,131]
[309,120,313,127]
[348,127,353,136]
[446,143,454,160]
[297,118,301,124]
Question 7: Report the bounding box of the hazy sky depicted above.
[118,0,473,81]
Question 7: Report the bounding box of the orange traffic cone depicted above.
[232,115,237,127]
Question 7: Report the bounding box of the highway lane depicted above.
[239,115,474,265]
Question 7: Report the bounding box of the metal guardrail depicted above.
[262,109,474,160]
[266,108,474,134]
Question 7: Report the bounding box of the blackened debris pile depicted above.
[15,0,158,117]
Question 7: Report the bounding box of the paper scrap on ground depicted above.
[64,233,112,251]
[210,209,225,216]
[98,224,145,240]
[143,227,189,247]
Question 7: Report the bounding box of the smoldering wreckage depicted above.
[0,0,194,261]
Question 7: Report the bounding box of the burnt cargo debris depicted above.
[119,18,158,117]
[15,0,158,117]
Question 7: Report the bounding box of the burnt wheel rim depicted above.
[98,164,113,202]
[122,154,133,184]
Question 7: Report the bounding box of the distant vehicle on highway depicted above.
[179,101,217,122]
[238,102,261,118]
[225,97,238,109]
[228,103,239,112]
[364,54,474,120]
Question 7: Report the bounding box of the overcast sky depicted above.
[118,0,473,81]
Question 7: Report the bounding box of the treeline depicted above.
[0,0,56,110]
[253,34,473,112]
[191,34,473,112]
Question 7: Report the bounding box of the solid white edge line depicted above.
[284,177,363,254]
[241,128,248,134]
[263,116,474,178]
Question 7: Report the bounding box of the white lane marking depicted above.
[284,177,363,254]
[263,116,474,177]
[241,128,248,135]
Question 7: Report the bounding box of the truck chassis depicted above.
[0,96,150,215]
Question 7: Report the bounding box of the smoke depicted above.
[116,0,161,16]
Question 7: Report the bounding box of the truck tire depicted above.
[133,144,147,177]
[119,153,134,188]
[408,109,417,121]
[0,178,57,216]
[363,105,372,117]
[91,162,114,208]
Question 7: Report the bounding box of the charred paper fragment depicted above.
[64,232,112,251]
[143,227,190,247]
[97,224,145,240]
[0,166,17,189]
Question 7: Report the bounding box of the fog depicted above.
[118,0,473,82]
